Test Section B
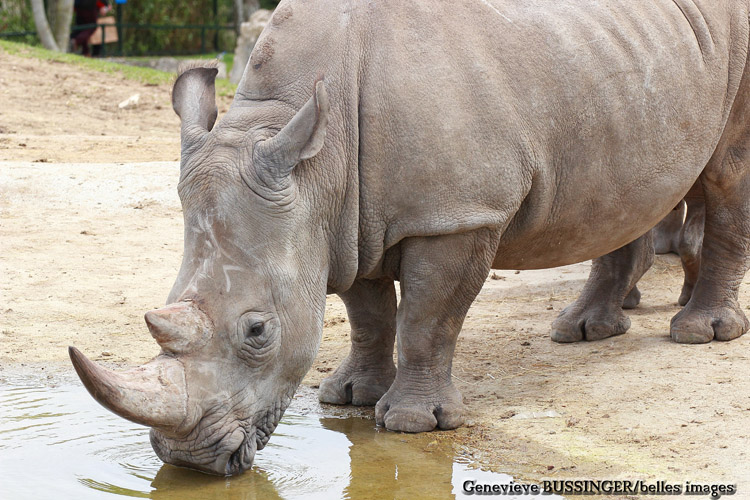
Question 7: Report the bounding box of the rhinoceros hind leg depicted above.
[319,279,397,406]
[375,229,499,432]
[670,144,750,343]
[551,231,654,342]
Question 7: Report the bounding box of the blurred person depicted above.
[71,0,111,56]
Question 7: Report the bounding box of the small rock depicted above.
[512,410,561,420]
[101,351,112,357]
[230,9,273,84]
[216,61,227,80]
[152,57,179,73]
[118,93,141,109]
[566,416,580,427]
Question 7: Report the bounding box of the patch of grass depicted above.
[0,40,237,96]
[118,51,236,82]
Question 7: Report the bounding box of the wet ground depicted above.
[0,376,557,500]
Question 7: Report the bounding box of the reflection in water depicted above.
[149,464,283,500]
[0,381,557,500]
[321,417,455,499]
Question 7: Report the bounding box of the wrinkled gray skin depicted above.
[70,0,750,475]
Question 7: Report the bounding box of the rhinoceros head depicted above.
[69,64,331,475]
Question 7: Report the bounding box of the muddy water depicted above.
[0,378,558,499]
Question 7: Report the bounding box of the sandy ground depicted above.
[2,48,749,499]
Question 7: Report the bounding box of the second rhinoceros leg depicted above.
[551,231,655,342]
[319,278,397,405]
[375,229,499,433]
[653,200,687,254]
[676,195,705,306]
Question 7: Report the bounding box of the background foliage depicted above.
[0,0,280,55]
[0,0,36,43]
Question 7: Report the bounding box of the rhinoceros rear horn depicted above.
[145,302,210,354]
[254,79,329,179]
[172,63,219,136]
[68,346,189,432]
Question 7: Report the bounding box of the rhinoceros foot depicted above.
[374,375,463,433]
[318,354,396,406]
[670,302,749,343]
[550,303,631,343]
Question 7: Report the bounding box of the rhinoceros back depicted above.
[352,0,749,270]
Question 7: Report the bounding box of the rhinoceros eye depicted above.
[239,316,266,341]
[236,313,278,364]
[248,322,265,337]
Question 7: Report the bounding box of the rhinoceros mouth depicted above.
[223,420,278,474]
[225,430,259,475]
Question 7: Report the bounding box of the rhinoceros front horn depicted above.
[68,346,188,432]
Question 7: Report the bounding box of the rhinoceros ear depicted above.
[253,79,329,179]
[172,65,219,137]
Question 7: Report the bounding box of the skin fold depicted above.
[70,0,750,475]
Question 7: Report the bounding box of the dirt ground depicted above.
[2,49,749,499]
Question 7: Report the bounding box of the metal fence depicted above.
[0,22,236,57]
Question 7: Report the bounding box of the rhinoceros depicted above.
[69,0,750,475]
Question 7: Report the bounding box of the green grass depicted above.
[0,40,237,96]
[119,51,235,80]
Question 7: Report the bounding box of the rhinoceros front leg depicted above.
[670,151,750,343]
[319,279,397,406]
[375,229,499,432]
[551,231,655,342]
